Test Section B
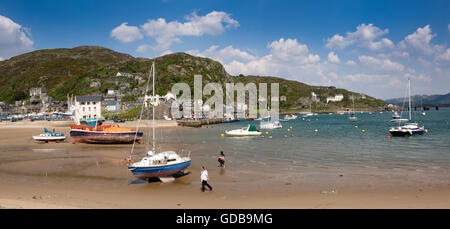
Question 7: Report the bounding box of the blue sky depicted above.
[0,0,449,99]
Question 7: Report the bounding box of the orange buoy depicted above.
[387,136,391,140]
[291,134,294,137]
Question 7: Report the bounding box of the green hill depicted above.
[0,46,386,112]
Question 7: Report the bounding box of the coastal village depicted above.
[0,70,393,124]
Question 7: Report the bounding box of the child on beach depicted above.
[218,151,226,168]
[200,166,212,192]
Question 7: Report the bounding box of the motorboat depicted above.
[225,124,262,136]
[260,121,282,129]
[32,128,66,142]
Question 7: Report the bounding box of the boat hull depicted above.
[128,161,191,179]
[389,129,425,136]
[225,131,261,136]
[33,136,66,141]
[70,130,143,144]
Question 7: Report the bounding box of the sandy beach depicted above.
[1,123,450,209]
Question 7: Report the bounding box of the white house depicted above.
[144,94,162,107]
[164,91,176,101]
[116,72,133,78]
[326,94,344,103]
[107,89,116,96]
[311,92,320,102]
[74,96,102,124]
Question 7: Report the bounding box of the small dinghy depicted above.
[33,128,66,142]
[226,124,262,136]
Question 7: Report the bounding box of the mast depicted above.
[408,78,411,121]
[152,62,156,153]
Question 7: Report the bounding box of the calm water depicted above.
[158,108,450,188]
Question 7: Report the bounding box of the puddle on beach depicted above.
[32,148,68,153]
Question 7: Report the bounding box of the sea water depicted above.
[161,108,450,190]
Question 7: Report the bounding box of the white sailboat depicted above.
[389,79,426,136]
[348,95,358,122]
[127,62,191,182]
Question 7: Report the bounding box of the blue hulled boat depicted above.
[127,62,191,182]
[128,151,191,179]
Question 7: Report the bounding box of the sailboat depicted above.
[348,95,358,122]
[389,79,426,136]
[127,62,191,181]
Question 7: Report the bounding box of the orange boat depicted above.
[69,124,112,131]
[70,124,143,144]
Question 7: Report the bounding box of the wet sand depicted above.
[1,125,450,209]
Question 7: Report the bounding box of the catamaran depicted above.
[127,62,191,182]
[225,124,262,136]
[389,79,426,136]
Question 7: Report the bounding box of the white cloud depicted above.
[161,50,173,56]
[346,60,356,66]
[188,45,256,63]
[342,73,389,83]
[435,48,450,63]
[326,24,394,51]
[418,57,432,67]
[358,55,405,72]
[136,44,150,53]
[392,51,410,58]
[398,25,443,55]
[141,11,239,50]
[0,56,3,61]
[187,38,325,84]
[111,22,143,43]
[0,15,33,59]
[403,73,432,82]
[327,51,340,63]
[268,38,309,60]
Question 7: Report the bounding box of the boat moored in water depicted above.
[389,79,427,137]
[260,121,282,129]
[225,124,262,136]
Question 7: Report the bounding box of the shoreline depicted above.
[0,124,449,209]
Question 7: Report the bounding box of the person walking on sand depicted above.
[218,151,226,168]
[200,166,212,192]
